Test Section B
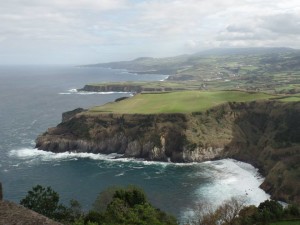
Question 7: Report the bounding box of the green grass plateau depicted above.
[89,90,276,114]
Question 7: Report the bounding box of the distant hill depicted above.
[194,47,298,56]
[83,47,300,94]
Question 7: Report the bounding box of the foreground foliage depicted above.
[188,198,300,225]
[20,185,82,223]
[83,185,177,225]
[20,185,300,225]
[20,185,177,225]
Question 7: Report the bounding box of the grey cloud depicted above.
[226,25,254,33]
[1,0,300,64]
[261,13,300,35]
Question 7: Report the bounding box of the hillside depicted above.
[84,47,300,94]
[35,96,300,205]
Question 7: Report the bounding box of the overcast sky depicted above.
[1,0,300,64]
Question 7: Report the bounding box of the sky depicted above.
[1,0,300,65]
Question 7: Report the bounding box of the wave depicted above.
[59,88,132,95]
[160,75,170,81]
[76,91,132,95]
[115,172,125,176]
[8,148,198,167]
[194,159,269,206]
[180,159,270,222]
[8,148,124,162]
[9,148,269,223]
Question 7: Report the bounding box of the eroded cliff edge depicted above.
[35,101,300,204]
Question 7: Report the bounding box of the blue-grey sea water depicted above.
[0,65,269,221]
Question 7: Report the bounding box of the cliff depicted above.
[35,101,300,205]
[78,84,183,93]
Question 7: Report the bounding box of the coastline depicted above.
[9,148,270,209]
[34,100,300,205]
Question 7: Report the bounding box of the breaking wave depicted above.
[59,88,132,95]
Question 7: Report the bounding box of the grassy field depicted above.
[278,96,300,102]
[88,90,276,114]
[269,220,300,225]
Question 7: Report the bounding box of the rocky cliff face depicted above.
[78,84,182,93]
[78,84,143,93]
[35,101,300,204]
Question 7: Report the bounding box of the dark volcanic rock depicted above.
[62,108,87,122]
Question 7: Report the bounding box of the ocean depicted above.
[0,65,269,222]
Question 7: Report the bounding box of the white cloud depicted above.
[1,0,300,64]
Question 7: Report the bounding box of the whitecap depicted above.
[8,148,197,168]
[11,163,20,167]
[76,91,132,95]
[194,159,270,206]
[115,172,125,176]
[8,148,126,163]
[69,89,78,93]
[59,89,132,95]
[180,159,270,223]
[59,88,78,95]
[160,75,170,81]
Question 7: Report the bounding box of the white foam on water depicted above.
[59,88,78,95]
[8,148,125,162]
[160,75,170,81]
[115,172,125,176]
[8,148,197,167]
[180,159,270,223]
[77,91,132,95]
[69,89,78,93]
[59,88,132,95]
[200,159,269,205]
[9,148,270,224]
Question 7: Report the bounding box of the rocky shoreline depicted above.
[35,101,300,205]
[78,84,185,93]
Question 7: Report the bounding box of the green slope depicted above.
[89,90,276,114]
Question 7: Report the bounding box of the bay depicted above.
[0,65,269,221]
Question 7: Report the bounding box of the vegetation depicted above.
[20,185,82,223]
[20,185,177,225]
[20,185,300,225]
[269,221,300,225]
[187,198,300,225]
[88,90,276,114]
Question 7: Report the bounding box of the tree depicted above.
[216,197,246,225]
[20,185,60,219]
[92,185,147,213]
[113,185,147,207]
[256,200,283,223]
[92,186,120,212]
[88,185,177,225]
[188,196,246,225]
[20,185,82,223]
